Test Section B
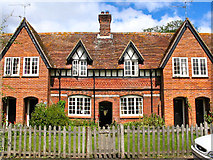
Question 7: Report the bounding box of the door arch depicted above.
[99,101,112,127]
[173,97,188,126]
[195,97,210,125]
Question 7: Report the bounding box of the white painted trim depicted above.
[4,57,20,77]
[172,57,189,77]
[143,94,160,97]
[6,99,9,126]
[97,34,113,39]
[27,100,30,126]
[23,57,39,76]
[120,95,143,117]
[51,94,67,97]
[91,95,120,98]
[191,57,208,77]
[68,95,91,116]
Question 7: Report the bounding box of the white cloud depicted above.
[133,2,171,12]
[0,1,209,34]
[198,11,211,33]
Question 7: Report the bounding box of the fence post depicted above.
[82,126,86,158]
[7,124,12,158]
[204,122,208,135]
[120,124,125,158]
[63,126,66,158]
[86,127,92,158]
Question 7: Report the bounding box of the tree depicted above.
[142,20,184,33]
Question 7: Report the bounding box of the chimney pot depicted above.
[106,11,109,14]
[101,11,104,14]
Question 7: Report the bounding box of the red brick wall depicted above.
[163,28,213,126]
[1,28,49,124]
[50,76,161,123]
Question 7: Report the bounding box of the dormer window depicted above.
[119,41,143,77]
[67,40,93,77]
[72,60,87,76]
[124,60,138,76]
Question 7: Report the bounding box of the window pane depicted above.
[12,58,19,75]
[128,98,135,114]
[84,98,90,114]
[72,60,78,76]
[80,61,87,76]
[200,59,206,75]
[181,58,187,76]
[193,59,199,75]
[173,58,180,75]
[132,61,138,76]
[5,58,11,75]
[24,58,31,74]
[76,98,83,114]
[32,58,38,75]
[124,61,131,76]
[69,98,75,114]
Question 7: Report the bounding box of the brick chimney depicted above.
[98,11,111,37]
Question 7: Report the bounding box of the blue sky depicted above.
[0,0,212,33]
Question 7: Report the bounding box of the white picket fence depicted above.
[0,123,212,158]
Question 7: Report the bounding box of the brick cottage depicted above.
[0,11,212,126]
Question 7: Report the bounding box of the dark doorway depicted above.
[196,98,210,125]
[99,101,112,127]
[24,97,38,126]
[174,98,188,126]
[3,97,16,124]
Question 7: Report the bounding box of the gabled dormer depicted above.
[119,41,144,77]
[66,40,93,77]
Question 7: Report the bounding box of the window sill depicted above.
[192,76,208,79]
[172,76,189,79]
[22,76,39,78]
[3,76,20,78]
[120,115,143,119]
[68,115,91,118]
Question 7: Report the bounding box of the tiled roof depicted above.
[2,19,212,70]
[39,32,175,69]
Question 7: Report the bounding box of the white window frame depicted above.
[172,57,189,77]
[120,95,143,117]
[124,60,138,77]
[191,57,208,77]
[68,95,91,116]
[4,57,20,76]
[23,57,39,76]
[72,60,87,77]
[72,60,79,76]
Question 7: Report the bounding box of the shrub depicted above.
[30,101,69,128]
[123,114,165,129]
[69,119,97,127]
[205,111,213,124]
